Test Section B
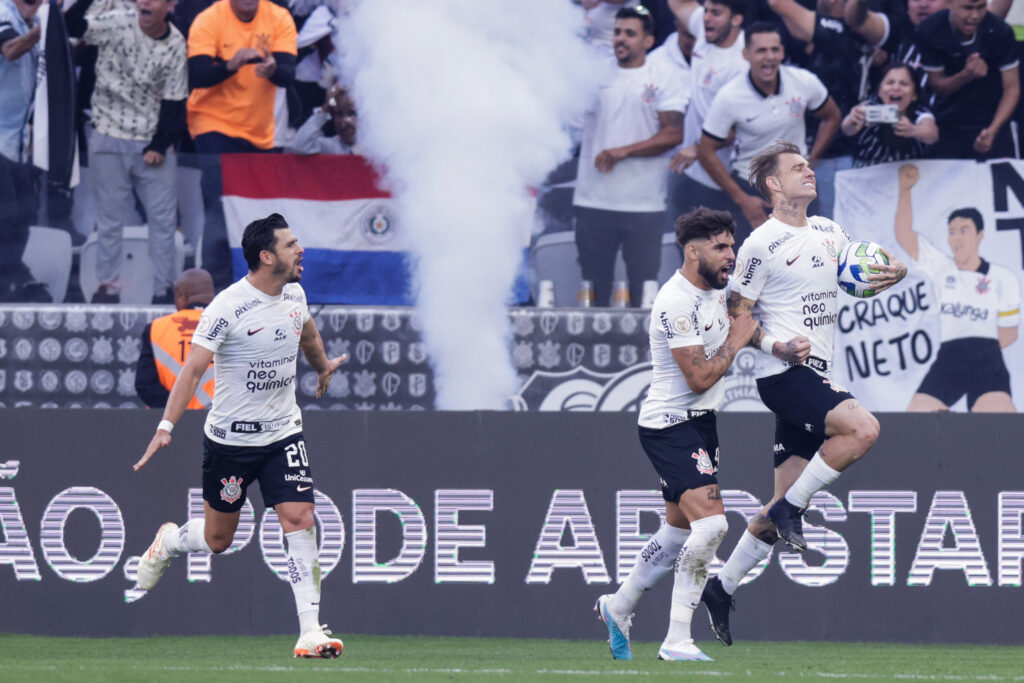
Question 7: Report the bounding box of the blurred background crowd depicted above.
[0,0,1020,306]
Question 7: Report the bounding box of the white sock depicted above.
[163,519,212,556]
[719,530,773,595]
[286,527,322,634]
[610,524,691,618]
[784,452,841,509]
[665,515,728,644]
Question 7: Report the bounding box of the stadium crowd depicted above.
[0,0,1020,305]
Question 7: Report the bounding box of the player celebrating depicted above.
[699,142,906,646]
[132,213,348,659]
[595,207,758,661]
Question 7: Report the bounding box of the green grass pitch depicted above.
[1,634,1022,682]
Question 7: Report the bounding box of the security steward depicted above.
[136,268,216,408]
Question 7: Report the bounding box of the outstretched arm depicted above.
[134,344,215,471]
[894,164,920,260]
[299,317,348,398]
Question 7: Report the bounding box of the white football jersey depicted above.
[732,216,851,379]
[191,277,311,446]
[914,237,1021,342]
[638,270,730,428]
[574,57,689,212]
[683,6,746,189]
[703,65,829,178]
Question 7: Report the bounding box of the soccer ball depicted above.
[837,240,889,298]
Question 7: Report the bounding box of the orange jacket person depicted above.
[136,269,216,408]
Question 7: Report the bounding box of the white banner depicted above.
[834,159,1024,412]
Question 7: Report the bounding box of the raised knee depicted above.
[855,414,880,451]
[207,535,233,554]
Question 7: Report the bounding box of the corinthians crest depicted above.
[220,476,244,504]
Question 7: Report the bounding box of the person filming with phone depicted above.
[841,63,939,168]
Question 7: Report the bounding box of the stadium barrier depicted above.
[1,408,1021,643]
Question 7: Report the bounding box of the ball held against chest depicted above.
[837,240,889,298]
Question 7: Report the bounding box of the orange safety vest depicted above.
[150,308,215,410]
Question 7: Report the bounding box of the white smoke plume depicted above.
[338,0,601,409]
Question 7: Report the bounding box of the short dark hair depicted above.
[706,0,747,18]
[241,213,290,271]
[744,20,782,45]
[675,206,736,249]
[748,141,802,200]
[948,207,984,232]
[615,5,654,35]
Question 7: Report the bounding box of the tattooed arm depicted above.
[671,313,759,393]
[727,291,811,363]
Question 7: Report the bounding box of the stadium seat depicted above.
[22,227,73,303]
[79,226,186,304]
[658,231,682,284]
[531,230,679,306]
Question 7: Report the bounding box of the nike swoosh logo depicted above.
[745,115,759,122]
[297,485,312,491]
[704,322,714,331]
[786,255,800,266]
[247,328,264,336]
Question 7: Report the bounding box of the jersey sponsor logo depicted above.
[209,424,226,439]
[940,302,989,321]
[804,356,830,373]
[767,233,794,254]
[274,328,287,342]
[247,327,264,336]
[692,447,715,475]
[786,254,801,266]
[219,476,243,504]
[812,255,824,268]
[659,311,674,338]
[233,299,261,319]
[739,257,761,286]
[285,473,314,484]
[207,317,229,340]
[283,291,303,303]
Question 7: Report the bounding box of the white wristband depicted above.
[760,335,778,356]
[157,419,175,434]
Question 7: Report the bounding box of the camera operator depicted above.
[841,63,938,168]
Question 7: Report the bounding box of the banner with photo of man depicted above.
[834,159,1024,412]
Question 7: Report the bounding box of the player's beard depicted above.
[274,260,303,283]
[698,256,729,290]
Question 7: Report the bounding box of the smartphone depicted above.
[863,104,900,124]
